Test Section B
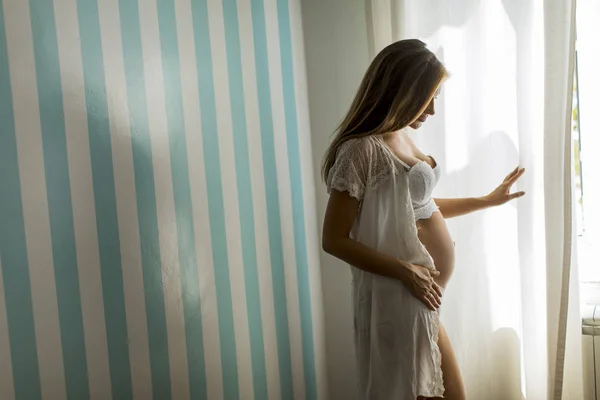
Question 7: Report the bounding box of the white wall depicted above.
[300,1,370,398]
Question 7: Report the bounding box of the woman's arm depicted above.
[434,197,493,219]
[322,190,443,310]
[434,166,526,219]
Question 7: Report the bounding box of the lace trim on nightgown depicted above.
[430,316,444,396]
[326,137,398,201]
[327,176,366,202]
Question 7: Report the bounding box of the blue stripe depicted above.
[118,1,172,398]
[76,1,132,397]
[221,0,268,398]
[28,1,90,397]
[276,0,317,397]
[249,0,294,397]
[155,1,208,398]
[0,4,41,399]
[189,1,239,398]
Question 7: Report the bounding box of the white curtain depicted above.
[365,0,583,398]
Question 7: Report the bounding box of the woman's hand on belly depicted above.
[404,264,444,311]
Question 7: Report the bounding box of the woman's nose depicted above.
[427,100,436,116]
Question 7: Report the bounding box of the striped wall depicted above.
[0,0,325,398]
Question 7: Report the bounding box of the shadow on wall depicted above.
[414,40,527,392]
[439,130,524,399]
[400,1,539,397]
[414,0,535,385]
[491,327,525,400]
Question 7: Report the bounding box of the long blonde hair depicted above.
[321,39,448,181]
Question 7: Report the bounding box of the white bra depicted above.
[396,158,441,220]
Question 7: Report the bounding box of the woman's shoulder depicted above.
[337,135,384,159]
[335,135,402,182]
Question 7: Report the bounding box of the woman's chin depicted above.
[409,121,423,129]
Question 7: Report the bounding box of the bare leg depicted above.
[430,323,466,400]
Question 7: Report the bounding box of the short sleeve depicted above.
[326,138,371,201]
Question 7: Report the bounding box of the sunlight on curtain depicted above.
[576,0,600,284]
[365,0,582,398]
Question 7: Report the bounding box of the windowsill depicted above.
[579,232,599,278]
[578,236,600,321]
[581,282,600,333]
[581,281,600,305]
[579,282,600,306]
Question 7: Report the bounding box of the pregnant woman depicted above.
[321,39,525,400]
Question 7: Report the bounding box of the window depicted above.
[573,30,600,285]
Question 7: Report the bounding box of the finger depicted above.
[424,297,437,311]
[424,291,440,308]
[430,269,441,277]
[419,292,437,311]
[504,166,520,181]
[430,290,442,307]
[507,168,526,185]
[419,295,434,311]
[509,191,526,200]
[505,173,522,188]
[433,282,443,297]
[505,166,519,179]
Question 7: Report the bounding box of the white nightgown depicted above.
[326,135,444,399]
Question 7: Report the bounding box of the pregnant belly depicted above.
[416,211,455,288]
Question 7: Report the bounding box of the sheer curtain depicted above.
[365,0,583,398]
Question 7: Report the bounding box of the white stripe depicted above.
[172,0,224,398]
[96,1,154,398]
[206,0,254,398]
[262,0,305,398]
[3,0,66,398]
[288,0,326,397]
[53,1,114,398]
[237,0,282,398]
[137,0,190,398]
[0,257,15,400]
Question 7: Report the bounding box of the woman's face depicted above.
[409,86,441,130]
[409,96,436,130]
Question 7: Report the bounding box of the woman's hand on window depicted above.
[484,166,526,206]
